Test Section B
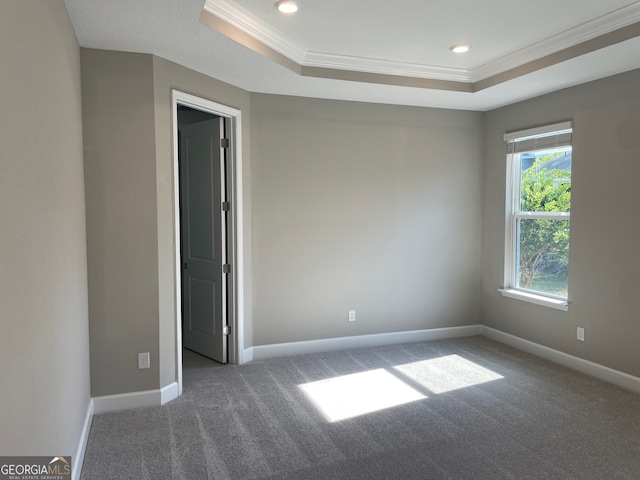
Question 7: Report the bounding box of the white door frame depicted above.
[171,90,246,396]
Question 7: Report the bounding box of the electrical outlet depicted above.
[577,327,585,342]
[348,309,356,322]
[138,352,150,369]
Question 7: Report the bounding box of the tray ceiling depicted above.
[64,0,640,110]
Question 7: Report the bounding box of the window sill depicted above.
[499,288,568,311]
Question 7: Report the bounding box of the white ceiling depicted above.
[64,0,640,111]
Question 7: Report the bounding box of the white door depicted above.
[179,116,228,363]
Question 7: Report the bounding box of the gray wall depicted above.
[82,50,484,392]
[82,49,160,396]
[250,94,484,345]
[482,69,640,377]
[0,0,91,455]
[81,50,253,395]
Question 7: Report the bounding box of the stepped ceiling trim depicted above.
[201,0,640,92]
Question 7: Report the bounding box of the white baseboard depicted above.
[250,325,640,393]
[93,382,179,414]
[482,326,640,394]
[252,325,482,361]
[160,382,179,405]
[72,399,94,480]
[242,347,254,364]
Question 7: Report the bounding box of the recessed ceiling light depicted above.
[449,44,471,54]
[275,0,298,14]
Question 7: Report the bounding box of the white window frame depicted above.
[499,121,572,311]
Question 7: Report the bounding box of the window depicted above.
[500,122,572,310]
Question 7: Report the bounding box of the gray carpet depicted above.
[80,336,640,479]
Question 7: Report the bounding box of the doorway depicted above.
[171,90,246,396]
[178,107,229,363]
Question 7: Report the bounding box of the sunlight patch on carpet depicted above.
[393,354,504,394]
[299,369,427,422]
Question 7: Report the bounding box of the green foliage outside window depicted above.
[518,153,571,293]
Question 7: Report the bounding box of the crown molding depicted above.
[303,52,471,82]
[203,0,471,81]
[472,2,640,81]
[202,0,640,90]
[203,0,306,62]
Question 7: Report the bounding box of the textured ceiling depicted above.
[64,0,640,111]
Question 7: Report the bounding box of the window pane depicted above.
[516,218,569,297]
[520,147,571,213]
